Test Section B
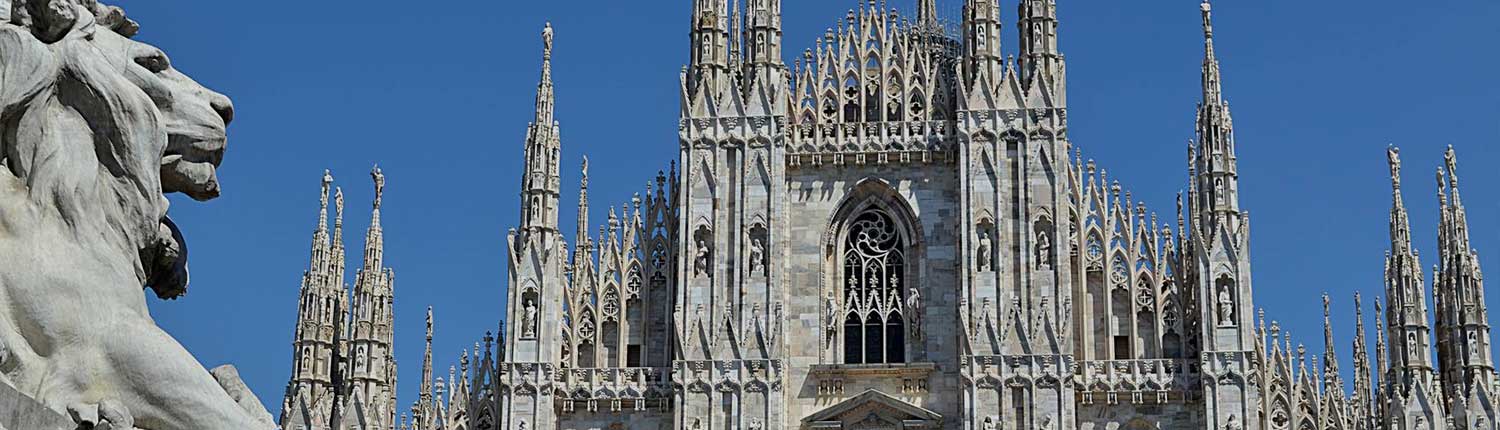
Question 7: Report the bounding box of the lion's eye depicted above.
[135,53,171,74]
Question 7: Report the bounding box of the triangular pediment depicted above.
[802,390,942,426]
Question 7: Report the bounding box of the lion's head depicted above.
[1,0,233,298]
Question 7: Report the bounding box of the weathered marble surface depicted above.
[0,1,270,429]
[0,379,73,430]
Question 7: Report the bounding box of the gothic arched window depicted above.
[842,208,908,364]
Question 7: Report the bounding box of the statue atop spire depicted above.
[542,22,554,61]
[534,23,556,129]
[372,165,385,211]
[1201,0,1215,40]
[321,170,333,212]
[1388,146,1403,192]
[1200,2,1224,104]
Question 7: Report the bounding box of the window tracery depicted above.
[841,208,908,364]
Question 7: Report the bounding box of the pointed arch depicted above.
[823,179,922,365]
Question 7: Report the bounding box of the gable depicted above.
[802,389,942,427]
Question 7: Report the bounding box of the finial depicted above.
[1387,145,1402,191]
[320,170,333,211]
[542,22,554,60]
[371,165,386,210]
[1445,144,1460,189]
[1323,293,1331,318]
[1200,0,1214,39]
[426,306,434,341]
[1437,167,1448,204]
[335,187,345,222]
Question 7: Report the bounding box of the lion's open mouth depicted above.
[161,134,225,201]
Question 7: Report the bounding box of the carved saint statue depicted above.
[826,292,840,331]
[1470,332,1481,359]
[1217,285,1235,325]
[977,230,994,272]
[1036,232,1053,270]
[523,299,539,339]
[694,236,712,278]
[1225,414,1242,430]
[907,287,923,338]
[749,235,766,276]
[1408,333,1419,360]
[1041,416,1057,430]
[983,417,997,430]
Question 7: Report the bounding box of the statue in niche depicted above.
[748,232,766,276]
[694,227,713,278]
[1041,416,1057,430]
[1217,285,1235,325]
[1470,332,1481,359]
[976,229,994,272]
[1225,414,1242,430]
[523,299,539,339]
[1036,232,1053,270]
[983,417,997,430]
[1415,416,1428,430]
[1408,333,1419,361]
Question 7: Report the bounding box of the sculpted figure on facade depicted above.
[0,1,273,428]
[694,226,712,278]
[749,228,766,276]
[1218,284,1236,325]
[1036,231,1053,270]
[523,299,539,339]
[907,286,923,339]
[977,228,994,272]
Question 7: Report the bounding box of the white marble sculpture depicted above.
[0,1,272,428]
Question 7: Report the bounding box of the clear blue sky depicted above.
[125,0,1499,414]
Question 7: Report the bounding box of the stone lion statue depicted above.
[0,0,274,428]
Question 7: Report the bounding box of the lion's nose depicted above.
[210,92,235,126]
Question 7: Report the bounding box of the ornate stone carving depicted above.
[0,2,273,428]
[693,225,713,278]
[1217,284,1235,326]
[523,299,540,339]
[748,223,767,277]
[1036,231,1053,270]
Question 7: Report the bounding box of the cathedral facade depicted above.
[283,1,1500,429]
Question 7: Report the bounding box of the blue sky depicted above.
[124,0,1499,414]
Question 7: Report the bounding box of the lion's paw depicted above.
[67,399,134,430]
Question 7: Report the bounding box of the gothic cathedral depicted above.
[281,1,1500,429]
